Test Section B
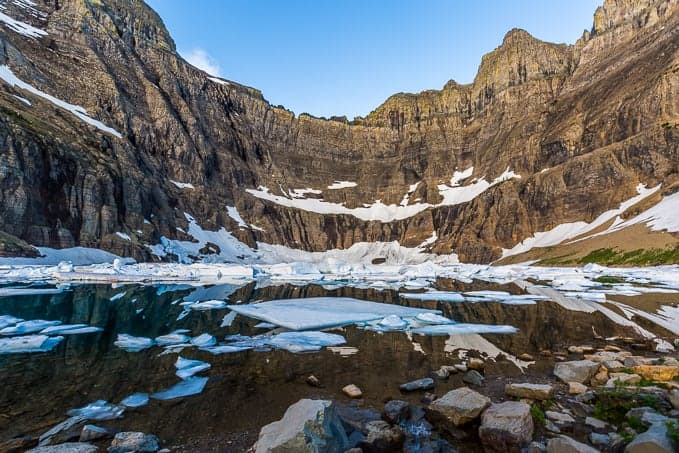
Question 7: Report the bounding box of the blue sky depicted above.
[146,1,601,118]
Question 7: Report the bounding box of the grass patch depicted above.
[667,420,679,443]
[593,275,627,284]
[530,403,545,426]
[579,247,679,266]
[592,389,662,425]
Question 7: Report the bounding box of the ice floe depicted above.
[114,334,155,352]
[1,319,61,335]
[175,356,211,379]
[151,376,208,400]
[40,324,102,335]
[67,400,124,420]
[0,334,63,354]
[120,393,149,408]
[411,324,518,336]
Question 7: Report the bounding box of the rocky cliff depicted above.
[0,0,677,263]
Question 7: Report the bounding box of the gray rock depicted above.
[479,401,533,452]
[430,367,450,380]
[109,432,160,453]
[358,420,404,452]
[546,435,599,453]
[28,443,97,453]
[626,407,669,427]
[554,360,600,384]
[545,411,575,425]
[545,420,561,433]
[342,384,363,399]
[667,389,679,409]
[504,383,554,400]
[399,378,434,392]
[585,416,608,430]
[254,399,348,453]
[589,432,610,446]
[463,370,485,386]
[383,400,410,424]
[79,425,114,442]
[625,422,676,453]
[426,387,491,427]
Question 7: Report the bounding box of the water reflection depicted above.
[0,280,660,449]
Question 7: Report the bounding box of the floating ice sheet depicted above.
[228,297,439,330]
[265,331,346,353]
[151,376,208,400]
[189,300,228,311]
[415,313,455,325]
[155,332,191,346]
[411,323,518,336]
[40,324,102,335]
[175,356,211,379]
[400,291,465,302]
[114,334,154,352]
[191,333,216,348]
[67,400,124,420]
[0,315,22,329]
[120,393,149,408]
[0,287,64,297]
[0,334,63,354]
[0,319,61,335]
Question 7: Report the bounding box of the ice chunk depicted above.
[151,376,208,400]
[0,315,22,329]
[254,322,276,329]
[411,324,518,336]
[220,311,237,327]
[228,297,439,330]
[1,319,61,335]
[189,300,228,311]
[0,334,63,354]
[400,291,465,302]
[377,315,408,330]
[67,400,124,420]
[120,393,149,408]
[191,333,216,348]
[155,332,191,346]
[200,344,252,355]
[415,313,455,324]
[175,356,211,379]
[114,334,154,352]
[40,324,102,335]
[265,331,346,353]
[0,287,64,297]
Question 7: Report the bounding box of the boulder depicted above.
[426,387,491,427]
[382,400,410,425]
[505,383,554,400]
[479,401,533,452]
[109,432,160,453]
[585,417,607,430]
[554,360,600,384]
[625,422,676,453]
[605,373,641,387]
[399,378,434,392]
[568,382,588,395]
[254,399,348,453]
[631,365,679,382]
[430,367,450,380]
[590,367,609,386]
[28,444,98,453]
[358,420,404,452]
[468,358,485,370]
[342,384,363,399]
[545,411,575,425]
[547,435,599,453]
[667,389,679,409]
[79,424,114,442]
[463,370,485,386]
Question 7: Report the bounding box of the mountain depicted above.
[0,0,677,264]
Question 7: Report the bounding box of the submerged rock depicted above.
[253,399,348,453]
[109,432,160,453]
[28,443,98,453]
[504,383,554,400]
[426,387,491,427]
[479,401,533,452]
[399,378,434,392]
[553,360,600,384]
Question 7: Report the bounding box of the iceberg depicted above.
[120,393,149,408]
[411,324,518,336]
[67,400,124,420]
[0,319,61,335]
[155,332,191,346]
[401,291,465,302]
[415,313,455,325]
[0,287,64,297]
[265,331,346,353]
[151,376,208,400]
[228,297,439,330]
[190,333,216,347]
[0,334,63,354]
[200,344,252,355]
[189,300,229,311]
[114,334,155,352]
[175,356,211,379]
[0,315,22,329]
[40,324,103,335]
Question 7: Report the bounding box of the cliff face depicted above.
[0,0,677,262]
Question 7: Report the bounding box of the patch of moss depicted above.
[530,403,545,426]
[593,275,627,284]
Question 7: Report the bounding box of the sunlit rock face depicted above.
[0,0,677,262]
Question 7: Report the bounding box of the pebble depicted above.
[342,384,363,398]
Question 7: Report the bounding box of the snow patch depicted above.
[169,180,195,190]
[327,181,357,190]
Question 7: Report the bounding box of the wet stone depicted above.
[79,424,114,442]
[400,378,434,392]
[383,400,410,424]
[463,370,484,386]
[109,432,160,453]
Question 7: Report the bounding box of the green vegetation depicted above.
[538,247,679,266]
[593,275,627,284]
[530,403,545,425]
[592,389,661,425]
[667,420,679,443]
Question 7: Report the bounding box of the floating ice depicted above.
[411,324,518,336]
[200,344,252,355]
[189,300,228,311]
[120,393,149,408]
[67,400,124,420]
[254,322,276,329]
[40,324,102,335]
[415,313,455,325]
[175,356,211,379]
[0,315,22,329]
[190,333,216,348]
[0,287,64,297]
[155,332,191,346]
[377,315,408,330]
[0,334,63,354]
[0,319,61,335]
[151,376,208,400]
[220,311,238,327]
[265,331,346,353]
[228,297,439,330]
[110,291,126,301]
[114,334,155,352]
[400,291,465,302]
